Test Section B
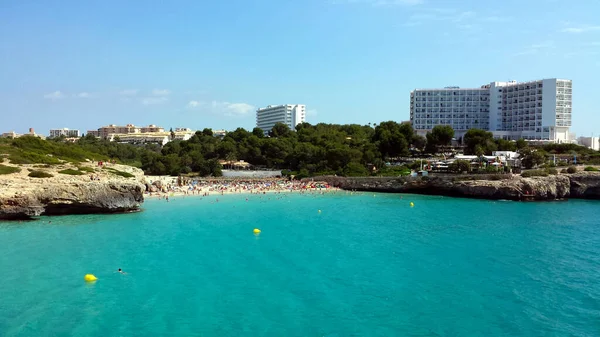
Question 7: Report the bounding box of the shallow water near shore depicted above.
[1,193,600,336]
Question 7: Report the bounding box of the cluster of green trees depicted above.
[138,122,418,178]
[4,122,599,177]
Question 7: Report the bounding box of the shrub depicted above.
[584,166,599,172]
[77,166,95,173]
[448,160,471,173]
[28,170,54,178]
[58,169,85,175]
[521,169,548,178]
[103,167,135,178]
[561,168,568,173]
[0,164,20,175]
[485,165,499,173]
[546,168,558,175]
[566,166,577,174]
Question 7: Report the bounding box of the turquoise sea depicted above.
[1,192,600,336]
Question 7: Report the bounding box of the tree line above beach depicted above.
[2,122,599,178]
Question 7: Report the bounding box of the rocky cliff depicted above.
[312,172,600,201]
[0,163,145,220]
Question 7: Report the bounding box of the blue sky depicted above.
[1,0,599,136]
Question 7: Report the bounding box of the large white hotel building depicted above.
[256,104,306,135]
[410,78,572,142]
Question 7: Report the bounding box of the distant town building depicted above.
[410,79,572,143]
[213,130,227,139]
[174,127,192,132]
[256,104,306,135]
[107,130,193,146]
[49,128,81,138]
[1,131,20,138]
[85,123,193,146]
[578,137,600,151]
[140,124,165,133]
[1,128,46,140]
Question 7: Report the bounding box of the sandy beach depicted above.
[143,175,340,199]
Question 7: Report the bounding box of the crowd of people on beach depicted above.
[146,178,336,199]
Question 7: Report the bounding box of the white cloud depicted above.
[216,102,255,116]
[187,100,202,108]
[43,91,65,100]
[77,92,90,98]
[561,25,600,34]
[141,97,168,105]
[187,100,255,117]
[119,89,139,96]
[152,89,171,96]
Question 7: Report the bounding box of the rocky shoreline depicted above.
[0,163,145,220]
[311,172,600,201]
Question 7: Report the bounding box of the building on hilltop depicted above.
[1,128,46,140]
[409,78,572,143]
[578,137,599,151]
[256,104,306,135]
[85,123,192,146]
[107,130,193,146]
[213,130,227,139]
[49,128,81,138]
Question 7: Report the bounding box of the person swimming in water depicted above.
[118,268,126,274]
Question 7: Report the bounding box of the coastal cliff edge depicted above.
[0,163,145,220]
[311,172,600,201]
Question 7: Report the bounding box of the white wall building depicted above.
[49,128,81,138]
[410,79,572,142]
[256,104,306,135]
[578,137,600,151]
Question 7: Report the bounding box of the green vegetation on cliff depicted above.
[0,164,21,175]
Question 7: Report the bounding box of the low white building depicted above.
[49,128,81,138]
[107,130,193,146]
[108,133,170,146]
[578,137,600,151]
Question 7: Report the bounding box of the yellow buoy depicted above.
[410,202,414,207]
[84,274,98,282]
[253,228,261,234]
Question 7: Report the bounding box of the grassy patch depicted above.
[584,166,599,172]
[9,151,62,165]
[77,166,95,173]
[28,170,54,178]
[103,167,135,178]
[0,164,21,175]
[58,169,85,175]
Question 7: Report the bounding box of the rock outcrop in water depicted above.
[311,172,600,201]
[0,163,145,220]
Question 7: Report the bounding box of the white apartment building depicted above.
[256,104,306,135]
[49,128,81,138]
[578,137,600,151]
[410,79,572,142]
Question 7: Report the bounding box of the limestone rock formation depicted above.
[0,163,145,220]
[312,173,587,201]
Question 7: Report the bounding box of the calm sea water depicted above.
[1,193,600,337]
